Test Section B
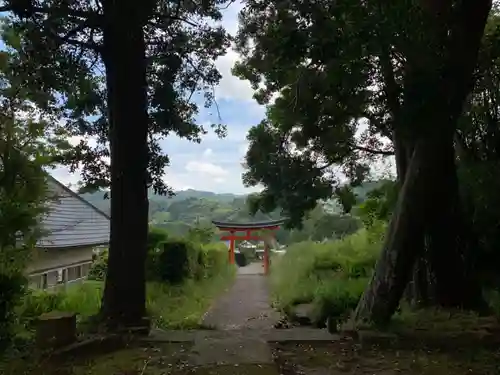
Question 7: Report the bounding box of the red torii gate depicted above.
[212,219,285,275]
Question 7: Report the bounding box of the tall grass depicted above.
[270,222,385,323]
[271,221,500,327]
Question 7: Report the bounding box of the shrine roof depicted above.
[212,218,286,229]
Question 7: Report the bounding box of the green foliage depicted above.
[88,251,108,282]
[233,0,406,225]
[0,29,72,353]
[157,240,191,284]
[454,12,500,291]
[154,239,229,284]
[186,225,216,245]
[82,187,372,245]
[91,235,229,286]
[270,223,386,325]
[0,273,26,352]
[2,0,231,194]
[16,281,104,339]
[17,246,233,332]
[355,180,398,228]
[147,227,169,251]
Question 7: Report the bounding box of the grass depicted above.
[269,223,385,322]
[271,223,500,328]
[387,307,500,334]
[15,264,236,339]
[147,265,236,329]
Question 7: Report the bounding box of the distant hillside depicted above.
[80,181,389,243]
[81,180,389,218]
[80,188,244,214]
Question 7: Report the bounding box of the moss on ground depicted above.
[1,342,283,375]
[272,341,500,374]
[1,343,191,375]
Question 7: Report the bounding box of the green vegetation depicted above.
[270,223,385,325]
[14,239,234,340]
[2,0,500,374]
[82,188,366,246]
[0,35,73,352]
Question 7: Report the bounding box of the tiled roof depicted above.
[212,218,286,229]
[37,176,110,249]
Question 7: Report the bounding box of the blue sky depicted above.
[52,2,265,194]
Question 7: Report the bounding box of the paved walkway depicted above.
[147,263,337,371]
[201,262,280,330]
[191,263,279,367]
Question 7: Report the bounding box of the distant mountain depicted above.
[80,188,246,214]
[156,189,243,203]
[81,180,388,216]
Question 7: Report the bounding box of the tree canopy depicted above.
[234,0,494,323]
[0,0,230,193]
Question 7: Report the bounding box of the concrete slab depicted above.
[189,336,274,366]
[237,262,265,275]
[201,273,280,330]
[145,329,198,343]
[265,328,342,342]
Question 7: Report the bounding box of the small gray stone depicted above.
[292,304,315,326]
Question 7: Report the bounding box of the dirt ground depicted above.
[3,339,499,375]
[271,340,500,375]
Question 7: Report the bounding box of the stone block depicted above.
[36,311,77,350]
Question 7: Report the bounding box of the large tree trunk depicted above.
[355,0,491,325]
[353,135,441,324]
[424,132,486,310]
[394,129,437,308]
[99,1,150,329]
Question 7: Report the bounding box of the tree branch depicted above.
[354,145,394,156]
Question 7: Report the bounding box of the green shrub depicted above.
[88,250,108,281]
[88,232,230,285]
[18,281,103,329]
[201,243,230,278]
[157,239,191,284]
[19,290,65,320]
[147,227,169,251]
[0,273,27,352]
[270,223,385,323]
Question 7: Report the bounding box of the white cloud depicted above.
[185,161,229,177]
[202,148,213,157]
[214,49,255,102]
[49,167,81,189]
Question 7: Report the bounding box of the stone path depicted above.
[147,263,338,372]
[189,263,279,367]
[201,262,280,330]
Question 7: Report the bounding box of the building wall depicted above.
[26,246,94,290]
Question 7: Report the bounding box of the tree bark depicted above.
[424,132,486,310]
[354,133,450,324]
[354,0,491,324]
[99,0,150,329]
